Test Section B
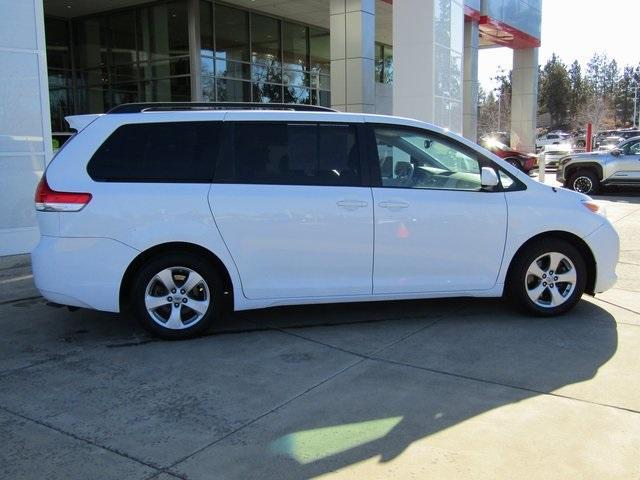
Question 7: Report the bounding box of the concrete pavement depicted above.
[1,192,639,479]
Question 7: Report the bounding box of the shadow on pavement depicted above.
[172,298,620,479]
[0,295,620,479]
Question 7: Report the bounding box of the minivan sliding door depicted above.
[209,121,374,300]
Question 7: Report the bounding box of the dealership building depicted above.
[0,0,541,256]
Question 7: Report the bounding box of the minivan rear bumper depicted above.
[31,236,139,312]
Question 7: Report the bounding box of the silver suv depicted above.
[557,136,640,194]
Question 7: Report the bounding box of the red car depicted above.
[481,138,538,173]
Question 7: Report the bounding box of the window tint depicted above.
[374,126,482,191]
[217,122,361,186]
[88,122,221,182]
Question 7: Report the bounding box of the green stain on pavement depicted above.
[270,416,403,464]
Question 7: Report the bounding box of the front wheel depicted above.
[130,253,223,339]
[567,170,599,195]
[507,239,587,316]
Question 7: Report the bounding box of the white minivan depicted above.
[32,103,619,339]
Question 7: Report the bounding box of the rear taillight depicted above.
[35,175,92,212]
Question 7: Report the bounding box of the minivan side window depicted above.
[373,126,482,191]
[87,122,222,182]
[216,122,361,186]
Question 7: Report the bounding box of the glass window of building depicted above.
[209,3,251,101]
[283,22,308,71]
[71,0,190,116]
[309,27,330,104]
[251,13,282,101]
[200,1,214,100]
[48,0,332,128]
[375,43,393,84]
[45,17,73,133]
[214,4,250,62]
[283,22,309,104]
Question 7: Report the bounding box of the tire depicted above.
[505,158,522,171]
[567,170,599,195]
[130,252,223,339]
[507,238,587,316]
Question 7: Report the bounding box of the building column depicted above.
[463,20,479,141]
[0,0,51,255]
[511,47,539,153]
[393,0,464,134]
[330,0,375,113]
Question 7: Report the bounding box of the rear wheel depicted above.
[508,239,587,316]
[505,158,522,171]
[131,253,223,339]
[567,170,599,195]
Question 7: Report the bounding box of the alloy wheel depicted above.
[144,266,210,330]
[573,176,593,194]
[525,252,577,308]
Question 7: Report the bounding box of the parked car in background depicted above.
[557,136,640,194]
[594,129,640,149]
[571,130,586,149]
[536,131,571,151]
[480,137,537,173]
[543,143,572,168]
[618,129,640,140]
[32,102,619,339]
[597,136,624,151]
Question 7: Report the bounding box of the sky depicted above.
[478,0,640,93]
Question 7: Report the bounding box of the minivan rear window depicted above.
[88,121,221,182]
[215,122,361,186]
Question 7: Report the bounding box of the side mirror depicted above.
[611,148,622,156]
[481,167,499,188]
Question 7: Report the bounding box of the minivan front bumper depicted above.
[583,220,619,293]
[32,236,139,312]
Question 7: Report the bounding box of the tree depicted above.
[478,90,500,138]
[585,53,618,101]
[604,58,619,100]
[575,95,614,134]
[538,53,571,128]
[477,68,512,140]
[568,61,587,124]
[614,66,636,127]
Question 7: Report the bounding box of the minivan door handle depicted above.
[378,201,410,209]
[336,199,368,210]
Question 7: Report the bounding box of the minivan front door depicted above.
[368,125,507,294]
[210,120,373,300]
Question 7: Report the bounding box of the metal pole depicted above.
[538,151,545,183]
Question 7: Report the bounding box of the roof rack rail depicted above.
[107,102,338,114]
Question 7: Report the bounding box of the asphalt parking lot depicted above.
[1,190,640,480]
